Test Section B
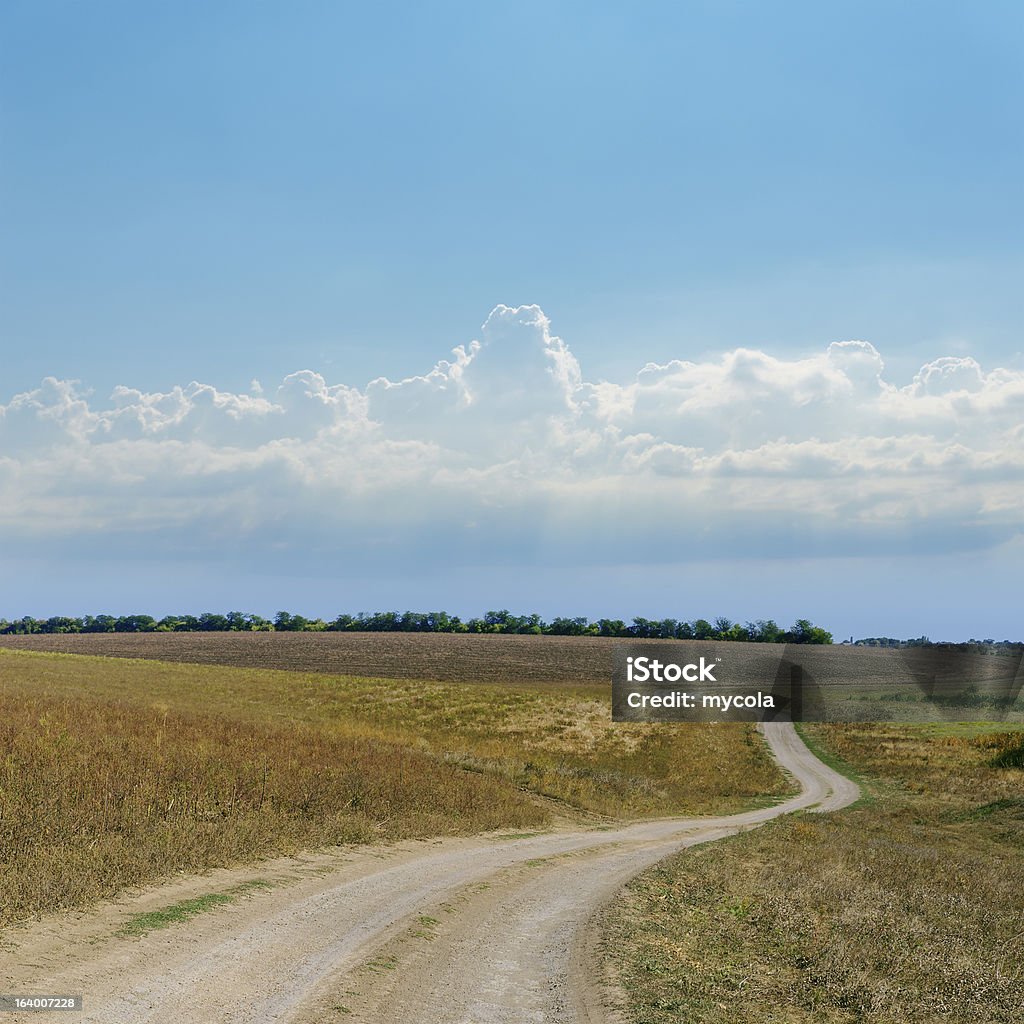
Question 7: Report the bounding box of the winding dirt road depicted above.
[2,724,858,1023]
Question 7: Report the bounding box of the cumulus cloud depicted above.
[365,305,582,457]
[1,304,1022,568]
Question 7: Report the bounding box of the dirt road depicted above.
[1,724,858,1023]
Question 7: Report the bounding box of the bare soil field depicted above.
[0,631,621,683]
[0,630,951,682]
[4,633,1019,704]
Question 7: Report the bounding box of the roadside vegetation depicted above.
[0,648,790,924]
[0,690,545,925]
[605,721,1024,1024]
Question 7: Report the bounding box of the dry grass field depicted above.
[0,643,790,925]
[4,633,1020,1021]
[605,721,1024,1024]
[0,690,540,925]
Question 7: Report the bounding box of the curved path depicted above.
[2,723,858,1023]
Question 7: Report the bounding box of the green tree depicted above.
[787,619,833,644]
[693,618,715,640]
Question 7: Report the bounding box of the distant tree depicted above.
[114,614,156,633]
[0,607,846,644]
[746,619,784,644]
[4,616,40,635]
[547,616,590,636]
[482,610,517,633]
[369,611,400,631]
[724,621,752,642]
[515,613,544,634]
[198,612,229,631]
[693,618,715,640]
[82,614,117,633]
[787,619,833,645]
[398,611,427,632]
[628,617,658,639]
[41,616,80,634]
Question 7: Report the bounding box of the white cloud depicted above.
[910,356,984,396]
[1,305,1022,568]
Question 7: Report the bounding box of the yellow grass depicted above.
[0,648,790,924]
[0,691,544,924]
[605,721,1024,1024]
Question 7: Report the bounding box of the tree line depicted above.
[0,610,833,643]
[852,636,1023,650]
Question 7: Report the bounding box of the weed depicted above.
[118,880,272,936]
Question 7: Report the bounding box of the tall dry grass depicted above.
[605,722,1024,1024]
[0,648,792,924]
[0,649,790,817]
[0,692,543,925]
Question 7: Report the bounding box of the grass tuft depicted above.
[118,880,273,936]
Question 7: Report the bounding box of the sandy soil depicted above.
[0,724,858,1023]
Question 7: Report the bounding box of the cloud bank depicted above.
[2,305,1022,570]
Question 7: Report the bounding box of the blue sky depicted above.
[2,2,1023,639]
